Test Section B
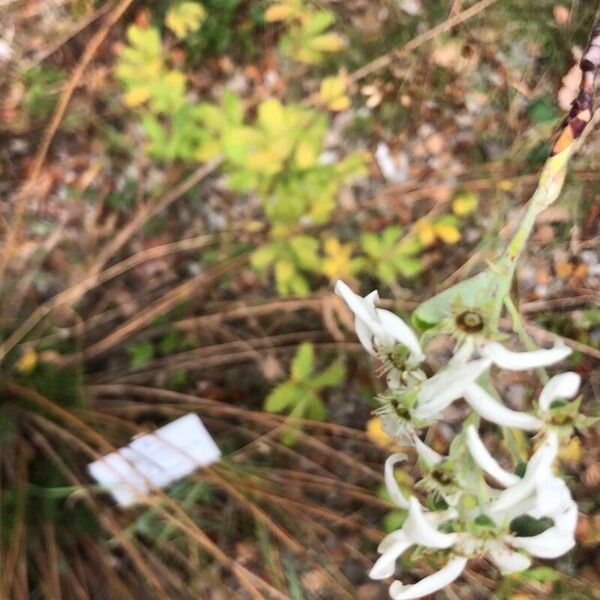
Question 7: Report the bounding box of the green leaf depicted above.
[303,10,335,34]
[289,236,320,271]
[264,381,302,413]
[377,262,396,285]
[251,244,278,270]
[159,330,184,355]
[222,89,244,124]
[509,515,554,537]
[288,272,311,296]
[382,225,402,248]
[165,2,206,39]
[393,255,422,278]
[396,235,422,255]
[127,341,154,370]
[360,233,381,258]
[305,394,327,421]
[291,342,314,381]
[412,270,497,331]
[383,510,407,533]
[515,566,559,583]
[526,97,558,124]
[311,361,345,388]
[258,98,285,132]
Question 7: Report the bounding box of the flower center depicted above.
[456,310,485,333]
[389,397,411,420]
[550,413,575,426]
[431,466,453,486]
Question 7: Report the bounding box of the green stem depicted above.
[489,148,573,331]
[501,426,524,464]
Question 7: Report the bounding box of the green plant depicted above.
[196,94,364,224]
[266,0,345,64]
[115,18,365,297]
[165,1,206,39]
[251,232,321,296]
[264,342,345,443]
[23,65,65,120]
[360,225,423,284]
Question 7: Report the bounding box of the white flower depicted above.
[462,371,582,432]
[370,482,458,580]
[334,280,424,365]
[465,425,520,488]
[488,431,559,515]
[537,371,582,424]
[371,431,577,598]
[378,357,491,443]
[411,359,491,421]
[463,383,544,431]
[452,335,572,372]
[388,557,468,600]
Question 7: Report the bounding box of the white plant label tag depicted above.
[88,413,221,507]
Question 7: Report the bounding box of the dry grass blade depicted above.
[350,0,500,81]
[0,0,135,289]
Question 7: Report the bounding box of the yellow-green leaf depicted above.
[265,3,295,22]
[318,75,350,111]
[124,86,152,107]
[165,2,206,39]
[258,98,285,132]
[309,33,345,53]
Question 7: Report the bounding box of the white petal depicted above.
[389,556,467,600]
[482,341,571,371]
[385,453,411,509]
[511,504,577,559]
[335,280,379,324]
[355,314,376,355]
[335,281,381,354]
[377,308,424,364]
[487,542,531,574]
[404,497,457,548]
[378,529,410,554]
[449,337,475,367]
[414,359,491,420]
[465,425,521,487]
[412,436,443,467]
[490,432,558,515]
[370,536,413,580]
[538,372,581,414]
[464,384,544,431]
[526,431,559,480]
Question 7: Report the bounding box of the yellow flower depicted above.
[451,191,478,216]
[415,218,436,247]
[433,219,461,244]
[321,237,363,280]
[366,417,400,451]
[415,216,462,246]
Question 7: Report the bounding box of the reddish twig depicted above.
[552,12,600,154]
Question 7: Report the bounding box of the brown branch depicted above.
[552,11,600,154]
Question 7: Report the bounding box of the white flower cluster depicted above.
[335,280,582,599]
